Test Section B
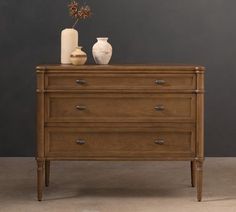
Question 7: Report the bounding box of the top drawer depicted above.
[45,73,196,91]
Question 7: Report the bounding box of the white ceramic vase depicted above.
[70,46,87,65]
[61,28,78,64]
[92,37,112,65]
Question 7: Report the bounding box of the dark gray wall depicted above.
[0,0,235,156]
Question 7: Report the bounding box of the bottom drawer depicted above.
[45,127,195,158]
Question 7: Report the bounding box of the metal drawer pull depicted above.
[76,139,86,145]
[76,105,86,110]
[155,105,165,111]
[76,79,87,85]
[154,139,165,145]
[155,80,166,85]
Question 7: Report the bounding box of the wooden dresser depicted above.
[36,65,205,201]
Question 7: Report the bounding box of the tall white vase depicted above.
[61,28,78,64]
[92,37,112,65]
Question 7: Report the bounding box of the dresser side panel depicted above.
[36,70,45,160]
[196,73,205,160]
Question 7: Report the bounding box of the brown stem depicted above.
[72,19,79,28]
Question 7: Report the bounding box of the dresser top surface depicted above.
[36,64,205,72]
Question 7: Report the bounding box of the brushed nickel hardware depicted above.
[76,139,86,145]
[76,79,86,85]
[76,105,86,110]
[155,105,165,111]
[154,139,165,145]
[155,79,166,85]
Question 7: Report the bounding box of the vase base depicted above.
[61,62,72,65]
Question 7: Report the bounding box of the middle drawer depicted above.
[45,93,195,123]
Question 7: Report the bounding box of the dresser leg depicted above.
[37,160,44,201]
[45,160,50,187]
[191,161,196,187]
[196,160,203,202]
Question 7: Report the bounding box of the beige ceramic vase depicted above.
[61,28,78,64]
[70,46,87,65]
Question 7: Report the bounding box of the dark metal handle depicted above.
[155,105,165,111]
[76,79,87,85]
[155,80,166,85]
[76,139,86,145]
[76,105,86,110]
[154,139,165,145]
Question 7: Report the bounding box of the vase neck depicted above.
[97,37,108,42]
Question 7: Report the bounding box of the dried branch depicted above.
[68,1,92,28]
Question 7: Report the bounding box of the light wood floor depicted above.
[0,158,236,212]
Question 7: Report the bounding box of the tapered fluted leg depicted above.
[196,160,203,202]
[191,161,196,187]
[45,160,50,187]
[37,160,44,201]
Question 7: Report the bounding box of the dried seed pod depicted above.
[68,1,92,27]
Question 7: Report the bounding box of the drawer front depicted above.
[45,127,195,158]
[45,94,195,123]
[45,73,196,90]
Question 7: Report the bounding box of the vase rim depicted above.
[97,37,109,41]
[64,28,77,30]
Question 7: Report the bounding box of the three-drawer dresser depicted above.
[36,65,205,201]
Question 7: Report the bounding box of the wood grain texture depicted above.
[37,160,44,201]
[195,72,205,201]
[45,93,196,123]
[36,64,205,201]
[36,71,45,201]
[196,160,203,202]
[45,126,195,158]
[45,73,196,91]
[36,64,206,71]
[36,71,45,159]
